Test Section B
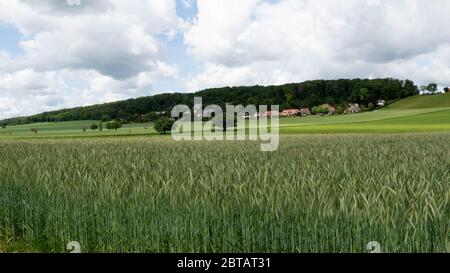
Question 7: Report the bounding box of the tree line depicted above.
[1,78,420,126]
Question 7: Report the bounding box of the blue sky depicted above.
[0,0,449,119]
[0,23,23,56]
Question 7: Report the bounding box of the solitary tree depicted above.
[82,127,87,133]
[426,83,438,94]
[420,85,427,93]
[106,121,122,131]
[113,121,122,131]
[1,123,6,129]
[154,117,175,134]
[99,123,103,132]
[90,123,99,131]
[30,128,38,134]
[444,87,449,93]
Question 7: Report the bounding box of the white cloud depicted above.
[0,97,16,113]
[0,62,179,118]
[0,69,70,117]
[185,0,450,90]
[81,61,179,105]
[0,0,183,118]
[0,0,182,79]
[0,69,62,94]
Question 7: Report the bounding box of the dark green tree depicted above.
[154,117,175,134]
[106,121,122,131]
[90,123,99,131]
[426,83,438,94]
[402,80,419,96]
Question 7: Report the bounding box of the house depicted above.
[299,108,311,116]
[281,109,302,117]
[241,113,260,119]
[346,103,361,114]
[262,111,280,117]
[377,100,386,106]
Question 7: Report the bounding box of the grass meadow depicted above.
[0,134,448,253]
[2,107,450,138]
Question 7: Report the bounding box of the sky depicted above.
[0,0,449,119]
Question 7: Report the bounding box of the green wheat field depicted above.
[0,94,449,253]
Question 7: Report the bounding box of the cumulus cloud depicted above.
[19,0,112,15]
[0,69,63,94]
[184,0,450,91]
[1,0,181,79]
[0,69,69,116]
[81,62,179,104]
[0,0,182,118]
[0,63,179,117]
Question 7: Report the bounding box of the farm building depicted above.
[262,111,280,117]
[299,108,311,115]
[281,109,302,117]
[346,103,361,114]
[241,112,260,119]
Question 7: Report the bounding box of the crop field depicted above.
[0,94,449,253]
[0,134,449,253]
[281,108,450,134]
[385,92,450,109]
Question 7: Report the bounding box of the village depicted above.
[252,99,387,118]
[255,85,450,118]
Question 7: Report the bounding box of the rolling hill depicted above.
[1,78,419,126]
[385,93,450,109]
[2,97,450,137]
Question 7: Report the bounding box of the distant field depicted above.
[0,134,448,253]
[0,120,156,138]
[2,107,449,137]
[281,108,450,134]
[1,93,450,138]
[280,93,450,134]
[385,93,450,109]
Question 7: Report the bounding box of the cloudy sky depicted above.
[0,0,449,119]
